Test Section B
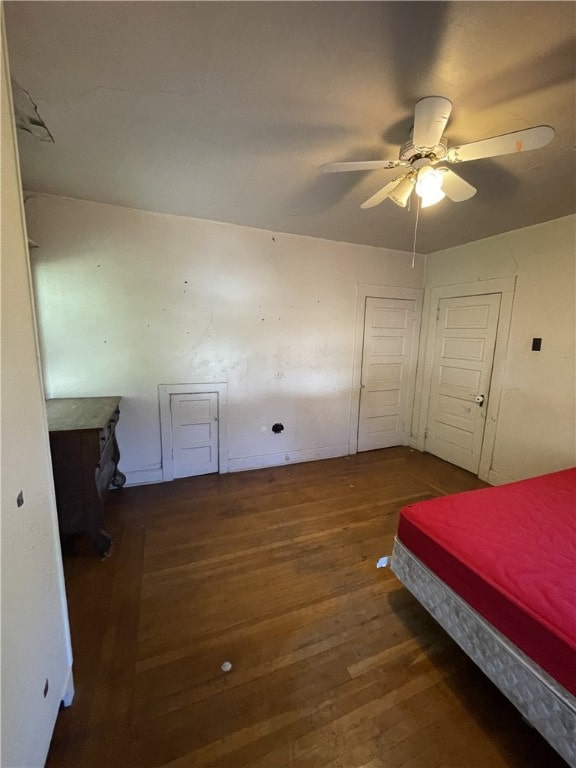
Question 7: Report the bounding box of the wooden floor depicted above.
[47,448,567,768]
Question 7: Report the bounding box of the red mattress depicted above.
[397,468,576,695]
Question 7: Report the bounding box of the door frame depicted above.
[349,285,423,454]
[159,382,229,481]
[413,277,516,481]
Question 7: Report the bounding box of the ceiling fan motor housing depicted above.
[412,157,434,171]
[400,138,448,164]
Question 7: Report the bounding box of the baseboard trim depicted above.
[228,444,350,473]
[123,467,163,487]
[407,436,424,451]
[126,441,417,480]
[488,469,515,486]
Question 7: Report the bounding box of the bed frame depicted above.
[391,537,576,768]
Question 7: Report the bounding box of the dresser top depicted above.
[46,397,122,432]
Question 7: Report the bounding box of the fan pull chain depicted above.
[411,196,420,269]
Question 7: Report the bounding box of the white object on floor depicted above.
[376,556,390,568]
[221,661,232,672]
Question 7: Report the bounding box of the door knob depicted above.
[475,395,485,406]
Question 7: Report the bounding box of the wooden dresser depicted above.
[46,397,126,556]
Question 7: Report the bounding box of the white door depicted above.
[425,294,500,473]
[358,297,417,452]
[171,393,219,478]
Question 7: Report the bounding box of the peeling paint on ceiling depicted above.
[11,79,54,142]
[4,1,576,253]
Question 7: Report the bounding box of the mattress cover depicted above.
[397,468,576,695]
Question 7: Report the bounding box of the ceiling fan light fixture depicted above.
[415,166,443,198]
[389,175,415,208]
[415,165,445,208]
[420,187,446,208]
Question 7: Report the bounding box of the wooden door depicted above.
[170,393,218,477]
[425,294,500,473]
[358,297,417,451]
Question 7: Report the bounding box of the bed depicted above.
[391,468,576,767]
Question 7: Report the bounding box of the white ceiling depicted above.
[5,1,576,253]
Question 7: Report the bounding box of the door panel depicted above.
[425,294,500,473]
[372,336,405,355]
[171,392,218,477]
[445,304,491,328]
[440,365,482,389]
[364,389,400,408]
[176,422,212,444]
[358,297,416,451]
[442,337,486,360]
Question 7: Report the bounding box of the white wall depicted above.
[422,215,576,483]
[1,16,73,768]
[25,194,425,483]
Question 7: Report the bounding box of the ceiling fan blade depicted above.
[446,125,555,163]
[320,159,404,173]
[360,176,407,209]
[412,96,453,149]
[438,168,477,202]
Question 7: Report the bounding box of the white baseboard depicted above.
[228,444,350,473]
[407,435,424,451]
[488,469,515,486]
[125,443,355,482]
[122,467,163,487]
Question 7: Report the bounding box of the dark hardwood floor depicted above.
[47,447,567,768]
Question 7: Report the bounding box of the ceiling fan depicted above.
[320,97,555,210]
